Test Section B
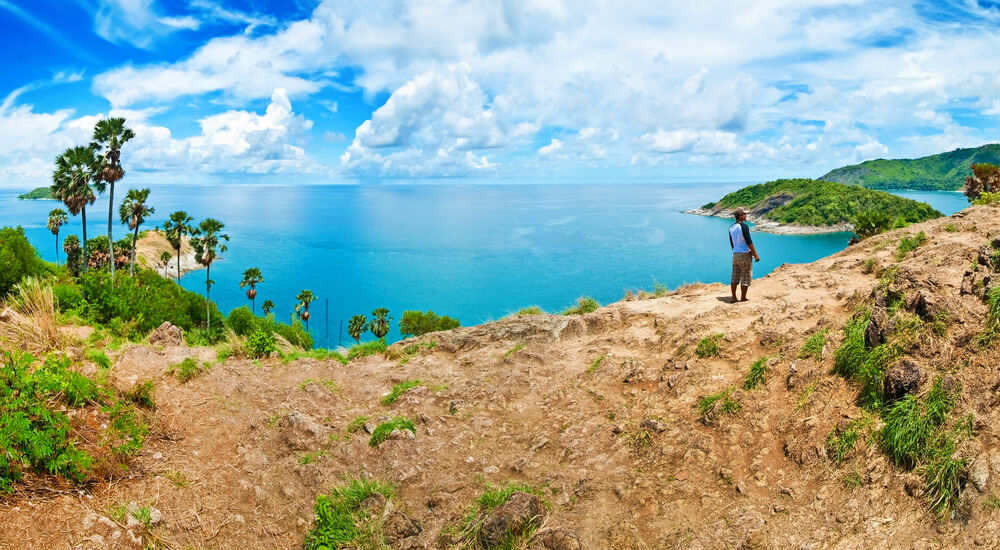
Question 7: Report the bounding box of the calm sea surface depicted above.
[0,183,967,346]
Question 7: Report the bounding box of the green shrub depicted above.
[0,352,94,492]
[398,310,460,337]
[84,349,112,370]
[103,401,148,456]
[895,231,927,260]
[302,479,395,550]
[381,380,423,406]
[696,388,741,423]
[227,305,255,336]
[368,417,416,447]
[168,358,203,383]
[247,329,277,359]
[281,348,347,365]
[52,282,84,312]
[0,227,51,298]
[348,338,387,361]
[742,357,769,391]
[798,329,829,360]
[561,296,599,315]
[695,333,724,358]
[273,318,313,350]
[972,191,1000,205]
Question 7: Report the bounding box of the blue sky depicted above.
[1,0,999,186]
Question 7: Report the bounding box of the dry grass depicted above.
[0,277,65,354]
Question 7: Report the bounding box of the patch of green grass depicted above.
[895,231,927,260]
[930,309,950,338]
[862,258,877,274]
[302,478,396,550]
[796,382,819,411]
[696,388,741,424]
[504,343,525,358]
[452,482,546,549]
[85,348,112,370]
[108,503,128,524]
[347,339,387,361]
[167,358,204,383]
[299,379,340,393]
[925,434,967,517]
[282,348,348,365]
[586,354,606,375]
[215,345,232,363]
[827,417,871,465]
[380,380,423,405]
[298,450,328,465]
[123,380,156,410]
[561,296,599,315]
[695,333,724,358]
[798,329,829,360]
[103,401,149,457]
[742,357,770,391]
[832,314,895,409]
[161,470,188,487]
[345,416,369,434]
[879,378,958,467]
[516,306,543,315]
[983,494,1000,511]
[842,468,864,489]
[368,417,416,447]
[944,223,957,232]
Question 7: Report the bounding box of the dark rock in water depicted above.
[865,306,888,348]
[479,492,545,548]
[148,321,183,346]
[538,528,583,550]
[884,359,923,401]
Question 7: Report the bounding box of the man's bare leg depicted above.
[731,283,738,303]
[740,284,749,302]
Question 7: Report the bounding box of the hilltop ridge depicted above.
[4,205,1000,548]
[820,143,1000,190]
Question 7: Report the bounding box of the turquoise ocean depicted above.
[0,183,969,346]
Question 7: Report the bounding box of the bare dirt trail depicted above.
[3,206,1000,549]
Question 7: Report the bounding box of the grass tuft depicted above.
[742,357,770,391]
[586,354,606,375]
[302,478,395,550]
[797,329,829,360]
[368,417,416,447]
[696,388,741,424]
[347,339,387,361]
[380,380,423,405]
[695,333,724,358]
[895,231,927,260]
[561,297,599,315]
[516,306,543,315]
[167,357,204,383]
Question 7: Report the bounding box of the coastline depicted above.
[684,207,853,235]
[133,232,206,277]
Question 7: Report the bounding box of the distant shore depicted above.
[684,207,853,235]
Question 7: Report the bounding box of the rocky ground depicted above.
[4,205,1000,549]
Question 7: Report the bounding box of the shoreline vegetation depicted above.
[687,178,943,234]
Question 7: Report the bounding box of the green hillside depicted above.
[17,186,56,200]
[819,144,1000,190]
[706,178,943,227]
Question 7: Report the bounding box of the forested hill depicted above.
[702,178,942,227]
[819,143,1000,190]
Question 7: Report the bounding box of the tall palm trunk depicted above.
[176,243,182,282]
[130,224,140,276]
[81,206,88,273]
[107,182,115,281]
[205,263,211,331]
[54,229,60,267]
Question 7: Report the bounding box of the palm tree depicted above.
[92,117,135,282]
[370,308,392,339]
[63,234,81,275]
[163,211,195,282]
[47,208,68,267]
[239,268,263,312]
[261,300,275,316]
[295,290,317,331]
[348,314,368,343]
[51,145,99,273]
[190,218,229,331]
[160,251,172,278]
[118,188,154,276]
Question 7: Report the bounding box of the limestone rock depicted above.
[148,321,183,346]
[479,492,545,548]
[865,306,888,348]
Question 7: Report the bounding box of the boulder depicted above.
[864,306,888,348]
[479,492,545,548]
[148,321,183,346]
[640,418,668,433]
[883,359,923,401]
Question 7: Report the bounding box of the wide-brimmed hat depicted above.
[733,208,746,218]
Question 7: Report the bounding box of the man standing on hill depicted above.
[730,208,760,303]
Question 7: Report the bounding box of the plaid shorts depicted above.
[731,252,753,286]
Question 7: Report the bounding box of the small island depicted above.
[687,178,943,234]
[17,186,57,200]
